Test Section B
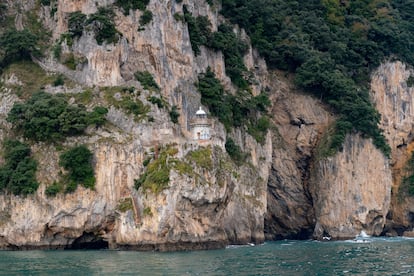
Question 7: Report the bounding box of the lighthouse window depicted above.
[201,131,209,140]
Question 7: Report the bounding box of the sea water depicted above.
[1,237,413,275]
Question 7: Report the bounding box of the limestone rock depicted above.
[2,0,407,250]
[311,135,392,239]
[370,61,414,233]
[264,73,333,239]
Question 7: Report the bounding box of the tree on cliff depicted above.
[7,91,107,142]
[0,140,38,195]
[59,145,95,191]
[0,29,39,68]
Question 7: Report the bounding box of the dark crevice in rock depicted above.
[408,211,414,224]
[296,154,314,203]
[66,232,108,250]
[381,223,408,237]
[264,164,315,241]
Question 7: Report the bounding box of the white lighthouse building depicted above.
[190,106,211,141]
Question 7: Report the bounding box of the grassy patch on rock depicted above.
[2,61,55,98]
[103,86,150,121]
[117,197,134,212]
[186,146,213,170]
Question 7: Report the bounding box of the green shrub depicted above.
[82,175,96,189]
[183,6,212,56]
[104,87,149,120]
[252,93,271,112]
[197,67,232,129]
[186,147,213,170]
[87,106,108,127]
[59,33,74,47]
[197,68,270,141]
[139,10,153,25]
[134,146,179,193]
[117,198,133,212]
[59,145,95,190]
[225,138,246,165]
[183,10,248,89]
[86,7,120,45]
[122,86,135,93]
[174,13,185,22]
[247,116,270,144]
[52,43,62,59]
[143,157,151,167]
[62,52,76,70]
[73,89,93,105]
[169,105,180,124]
[8,91,87,141]
[53,74,64,86]
[61,52,87,70]
[122,98,148,116]
[114,0,150,15]
[50,4,57,17]
[0,29,40,67]
[209,24,249,89]
[0,4,6,22]
[407,75,414,88]
[7,91,106,142]
[408,177,414,196]
[134,71,160,91]
[401,152,414,197]
[65,180,77,193]
[66,8,119,45]
[0,140,38,195]
[45,181,63,197]
[147,96,164,108]
[143,206,153,216]
[40,0,51,5]
[68,11,86,38]
[134,176,144,190]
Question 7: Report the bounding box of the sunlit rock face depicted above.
[311,135,392,240]
[371,61,414,234]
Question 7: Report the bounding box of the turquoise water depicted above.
[1,237,413,275]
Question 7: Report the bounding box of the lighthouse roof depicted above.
[196,106,206,115]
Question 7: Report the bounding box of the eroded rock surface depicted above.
[371,61,414,234]
[311,135,391,239]
[264,74,333,240]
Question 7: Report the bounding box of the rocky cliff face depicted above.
[311,135,392,239]
[2,0,414,250]
[0,0,271,250]
[264,72,333,240]
[308,61,414,240]
[0,98,270,250]
[371,61,414,235]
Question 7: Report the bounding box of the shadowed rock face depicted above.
[266,62,414,241]
[264,73,332,240]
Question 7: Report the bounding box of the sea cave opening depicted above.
[66,232,109,250]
